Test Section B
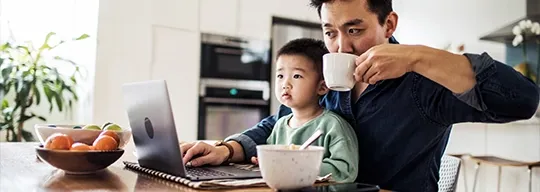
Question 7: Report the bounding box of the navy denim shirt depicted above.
[225,37,540,191]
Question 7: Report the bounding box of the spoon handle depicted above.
[299,129,324,150]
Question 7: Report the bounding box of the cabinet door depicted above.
[237,0,272,40]
[199,0,238,36]
[269,0,313,21]
[151,0,198,31]
[151,26,200,142]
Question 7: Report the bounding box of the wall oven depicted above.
[200,33,271,81]
[198,79,270,140]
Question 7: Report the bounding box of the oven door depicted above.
[201,44,269,81]
[197,79,271,140]
[198,97,270,140]
[200,34,270,81]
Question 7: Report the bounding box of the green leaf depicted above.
[31,113,46,122]
[0,42,10,51]
[74,34,90,40]
[15,77,23,93]
[1,64,14,79]
[43,32,56,45]
[53,56,77,66]
[70,75,77,84]
[1,99,8,109]
[43,84,54,112]
[19,114,36,122]
[32,85,41,105]
[39,32,59,51]
[21,129,34,142]
[54,92,63,112]
[16,46,31,55]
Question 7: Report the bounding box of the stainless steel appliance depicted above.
[198,78,270,140]
[200,33,271,81]
[198,33,271,140]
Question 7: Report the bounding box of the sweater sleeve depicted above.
[319,117,359,183]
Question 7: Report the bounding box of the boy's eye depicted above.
[293,74,302,79]
[277,74,283,79]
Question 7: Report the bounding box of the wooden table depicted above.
[0,142,389,191]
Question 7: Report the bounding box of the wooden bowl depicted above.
[36,146,124,174]
[34,124,132,149]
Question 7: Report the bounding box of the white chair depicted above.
[439,155,462,192]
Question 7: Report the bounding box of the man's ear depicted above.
[317,80,329,95]
[384,12,398,38]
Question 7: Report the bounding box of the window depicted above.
[0,0,99,124]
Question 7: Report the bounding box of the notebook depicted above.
[123,161,333,190]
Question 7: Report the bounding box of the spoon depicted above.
[299,129,324,150]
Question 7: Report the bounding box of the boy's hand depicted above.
[251,156,259,165]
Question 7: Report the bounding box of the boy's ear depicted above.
[317,80,329,95]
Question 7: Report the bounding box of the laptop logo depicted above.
[144,117,154,139]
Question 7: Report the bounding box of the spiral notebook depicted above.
[123,161,333,190]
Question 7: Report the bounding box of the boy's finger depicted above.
[251,156,259,165]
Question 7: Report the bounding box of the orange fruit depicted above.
[45,133,72,150]
[70,142,93,151]
[99,130,120,144]
[66,135,74,147]
[93,135,118,150]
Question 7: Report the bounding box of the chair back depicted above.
[438,155,461,192]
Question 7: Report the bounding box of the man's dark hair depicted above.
[276,38,329,79]
[310,0,393,25]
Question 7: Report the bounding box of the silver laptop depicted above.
[121,79,261,181]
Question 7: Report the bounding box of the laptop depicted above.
[121,79,262,181]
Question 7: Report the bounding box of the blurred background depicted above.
[1,0,539,191]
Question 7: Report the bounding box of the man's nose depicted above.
[337,35,354,54]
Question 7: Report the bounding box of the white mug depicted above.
[323,53,357,91]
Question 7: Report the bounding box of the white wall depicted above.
[394,0,540,191]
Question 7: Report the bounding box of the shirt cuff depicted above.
[452,53,497,111]
[224,133,258,162]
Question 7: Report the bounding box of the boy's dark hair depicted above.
[276,38,328,79]
[310,0,393,25]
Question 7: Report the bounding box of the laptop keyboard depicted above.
[186,168,235,177]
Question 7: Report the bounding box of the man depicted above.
[180,0,540,191]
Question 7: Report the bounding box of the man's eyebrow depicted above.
[323,18,364,28]
[343,19,363,27]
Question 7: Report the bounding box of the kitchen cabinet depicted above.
[199,0,238,36]
[237,0,272,40]
[269,0,315,22]
[151,0,198,31]
[150,26,200,142]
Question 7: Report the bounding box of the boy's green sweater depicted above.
[266,109,359,183]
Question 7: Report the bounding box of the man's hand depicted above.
[355,44,476,94]
[355,44,417,85]
[180,141,229,167]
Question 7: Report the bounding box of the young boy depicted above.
[254,38,359,183]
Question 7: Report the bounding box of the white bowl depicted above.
[34,124,132,149]
[256,145,324,190]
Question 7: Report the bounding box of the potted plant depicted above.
[0,32,89,142]
[511,19,540,84]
